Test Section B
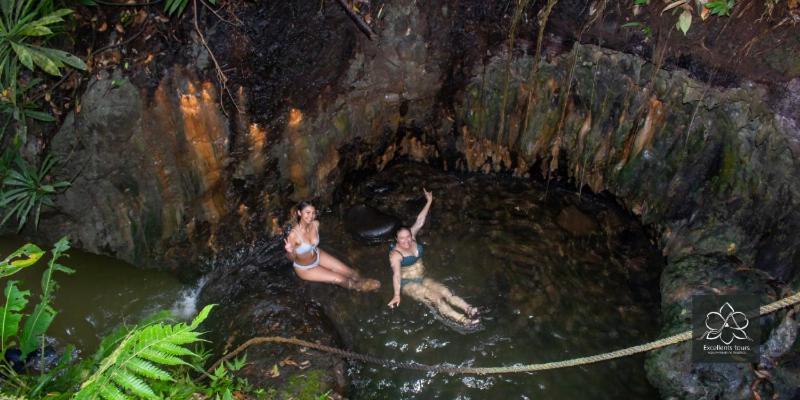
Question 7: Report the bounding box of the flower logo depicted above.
[701,302,751,345]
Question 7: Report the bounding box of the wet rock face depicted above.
[46,68,246,273]
[198,239,347,395]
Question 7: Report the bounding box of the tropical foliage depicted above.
[164,0,216,16]
[0,238,73,395]
[0,152,70,231]
[0,240,279,400]
[74,304,215,400]
[625,0,741,36]
[0,0,87,140]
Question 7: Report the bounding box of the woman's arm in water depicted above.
[388,252,402,308]
[409,188,433,237]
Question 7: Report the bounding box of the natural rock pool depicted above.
[0,237,192,354]
[302,162,664,398]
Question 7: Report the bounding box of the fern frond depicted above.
[98,382,131,400]
[110,369,157,399]
[138,348,186,366]
[75,304,215,399]
[151,341,198,358]
[125,357,172,381]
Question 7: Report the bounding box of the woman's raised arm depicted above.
[409,188,433,237]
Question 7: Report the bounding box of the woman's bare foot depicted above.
[357,278,381,292]
[466,306,480,319]
[345,277,381,292]
[457,314,480,326]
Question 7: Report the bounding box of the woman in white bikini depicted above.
[387,189,479,326]
[284,201,380,291]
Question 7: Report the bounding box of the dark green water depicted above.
[0,237,190,354]
[316,163,663,399]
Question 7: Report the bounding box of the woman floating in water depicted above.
[285,201,380,291]
[387,189,480,326]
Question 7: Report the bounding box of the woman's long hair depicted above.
[291,200,315,225]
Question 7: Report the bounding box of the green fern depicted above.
[75,304,215,400]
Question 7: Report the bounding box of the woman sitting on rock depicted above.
[284,201,380,291]
[387,189,480,326]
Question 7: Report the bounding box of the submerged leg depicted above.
[424,279,476,314]
[402,282,429,303]
[423,279,479,324]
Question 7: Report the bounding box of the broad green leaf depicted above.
[19,23,52,36]
[28,46,60,75]
[20,302,55,356]
[677,10,692,35]
[38,47,87,70]
[32,8,72,26]
[0,280,29,351]
[10,41,33,70]
[0,242,44,277]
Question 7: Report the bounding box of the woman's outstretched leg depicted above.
[295,267,358,290]
[318,249,359,277]
[318,249,379,291]
[424,280,479,322]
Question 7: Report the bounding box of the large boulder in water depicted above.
[345,205,399,241]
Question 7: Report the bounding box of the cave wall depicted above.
[33,0,800,397]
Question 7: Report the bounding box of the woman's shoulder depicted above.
[389,249,403,260]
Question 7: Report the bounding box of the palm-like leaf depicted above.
[76,304,215,400]
[0,0,86,132]
[1,153,70,231]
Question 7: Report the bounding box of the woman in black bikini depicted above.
[285,201,380,291]
[387,189,479,326]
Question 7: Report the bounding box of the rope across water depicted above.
[207,291,800,375]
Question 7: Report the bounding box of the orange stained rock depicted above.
[632,96,665,158]
[289,108,303,126]
[249,123,266,151]
[285,108,310,199]
[178,80,226,223]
